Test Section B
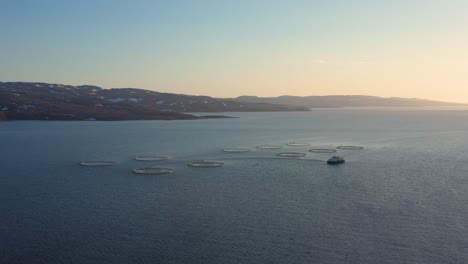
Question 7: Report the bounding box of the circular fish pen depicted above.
[309,149,337,153]
[80,161,117,167]
[257,145,283,149]
[135,156,168,161]
[287,143,311,146]
[337,146,364,150]
[223,148,250,153]
[132,167,174,174]
[277,152,307,157]
[188,161,225,168]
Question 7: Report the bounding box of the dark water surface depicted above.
[1,108,468,264]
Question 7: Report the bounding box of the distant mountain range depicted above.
[0,82,307,121]
[233,95,467,108]
[1,82,465,121]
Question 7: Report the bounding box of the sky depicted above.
[1,0,467,102]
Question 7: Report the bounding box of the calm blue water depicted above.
[1,108,468,264]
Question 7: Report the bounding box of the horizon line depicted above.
[1,80,467,104]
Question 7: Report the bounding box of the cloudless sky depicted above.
[1,0,467,102]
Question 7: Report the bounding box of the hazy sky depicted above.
[1,0,467,102]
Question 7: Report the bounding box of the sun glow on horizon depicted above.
[1,0,467,102]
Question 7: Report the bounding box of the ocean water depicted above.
[1,108,467,264]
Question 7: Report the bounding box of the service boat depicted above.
[327,156,345,165]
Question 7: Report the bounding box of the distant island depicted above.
[0,82,308,121]
[232,95,468,108]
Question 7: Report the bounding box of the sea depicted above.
[1,108,467,264]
